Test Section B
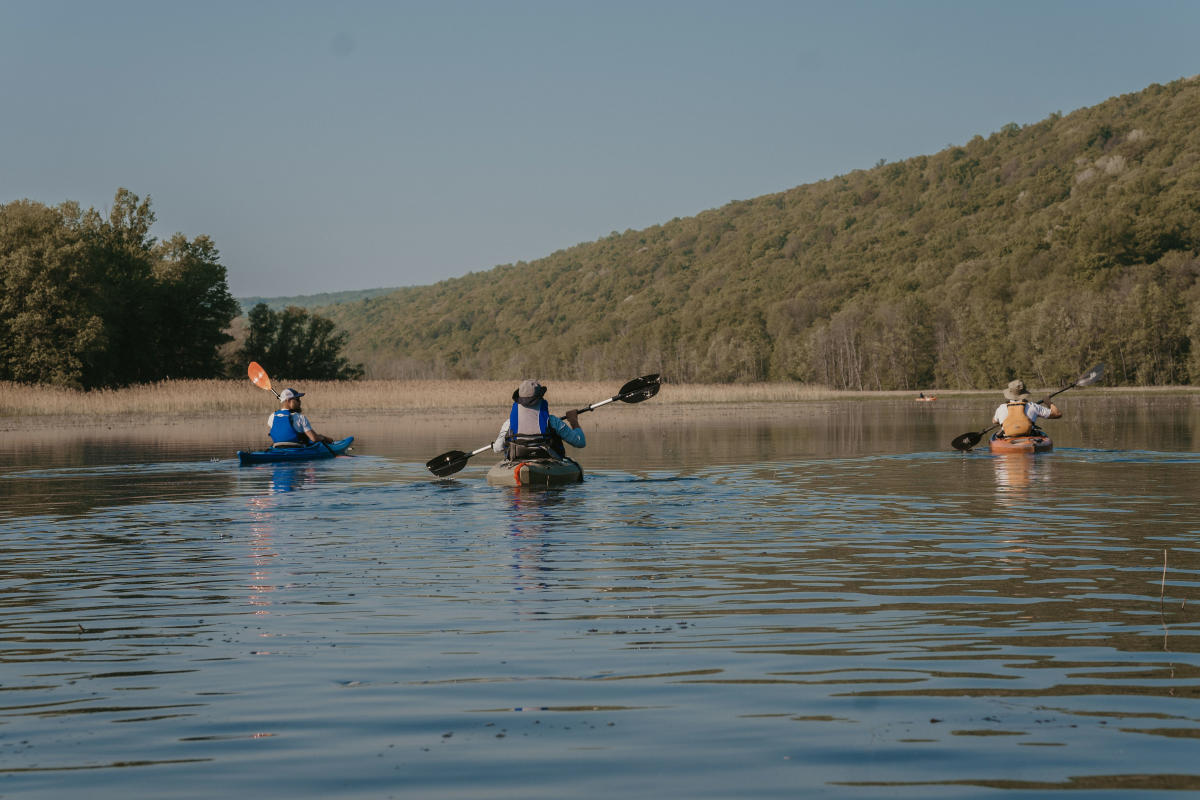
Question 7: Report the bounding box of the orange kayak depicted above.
[989,433,1052,454]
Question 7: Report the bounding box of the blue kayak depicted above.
[237,436,354,465]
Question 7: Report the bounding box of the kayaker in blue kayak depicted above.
[992,378,1061,438]
[492,379,585,460]
[268,388,335,446]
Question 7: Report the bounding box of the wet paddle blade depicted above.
[950,431,983,452]
[617,374,661,403]
[248,361,272,392]
[426,450,470,477]
[1076,363,1105,387]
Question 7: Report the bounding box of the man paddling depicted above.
[992,378,1061,438]
[268,388,335,446]
[492,380,585,460]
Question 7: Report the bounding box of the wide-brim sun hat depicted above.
[1003,379,1030,401]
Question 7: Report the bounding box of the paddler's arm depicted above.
[1028,401,1062,420]
[549,412,586,449]
[492,420,510,453]
[295,413,333,444]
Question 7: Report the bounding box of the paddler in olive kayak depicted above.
[268,387,336,446]
[492,379,585,460]
[992,378,1061,440]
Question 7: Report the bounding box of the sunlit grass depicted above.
[1,378,1189,419]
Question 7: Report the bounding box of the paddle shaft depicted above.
[573,396,617,414]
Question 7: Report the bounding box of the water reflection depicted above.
[267,463,319,494]
[1,397,1199,799]
[504,488,573,592]
[991,452,1052,509]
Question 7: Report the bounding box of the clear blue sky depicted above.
[3,1,1198,297]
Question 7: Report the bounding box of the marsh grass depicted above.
[2,379,1187,421]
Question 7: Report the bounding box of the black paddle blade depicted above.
[950,431,984,452]
[426,450,469,477]
[618,374,661,403]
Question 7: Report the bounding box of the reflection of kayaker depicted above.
[990,378,1060,453]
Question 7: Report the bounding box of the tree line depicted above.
[0,189,361,388]
[321,76,1200,389]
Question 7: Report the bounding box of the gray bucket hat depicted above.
[1003,379,1030,401]
[513,379,547,403]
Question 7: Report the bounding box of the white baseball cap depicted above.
[279,388,305,402]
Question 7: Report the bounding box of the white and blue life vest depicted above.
[269,410,305,444]
[506,399,563,458]
[510,399,549,437]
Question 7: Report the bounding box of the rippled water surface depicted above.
[3,396,1199,798]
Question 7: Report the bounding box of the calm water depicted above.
[2,396,1199,799]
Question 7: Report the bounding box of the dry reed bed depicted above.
[1,379,1189,420]
[0,379,921,418]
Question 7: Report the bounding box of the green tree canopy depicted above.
[0,189,239,388]
[238,303,364,381]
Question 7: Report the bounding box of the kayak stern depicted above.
[486,457,584,487]
[989,433,1052,454]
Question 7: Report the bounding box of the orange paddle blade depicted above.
[248,361,272,392]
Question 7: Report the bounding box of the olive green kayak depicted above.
[486,457,584,487]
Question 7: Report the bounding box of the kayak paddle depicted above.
[426,374,663,477]
[248,360,280,399]
[950,363,1105,452]
[247,361,338,456]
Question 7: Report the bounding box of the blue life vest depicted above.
[269,410,305,444]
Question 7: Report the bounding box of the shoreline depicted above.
[1,381,1196,433]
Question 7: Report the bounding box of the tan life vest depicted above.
[1001,401,1033,436]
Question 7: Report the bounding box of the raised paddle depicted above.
[950,363,1105,452]
[247,361,338,456]
[248,361,279,399]
[426,374,663,477]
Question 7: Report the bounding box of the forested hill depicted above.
[324,76,1200,389]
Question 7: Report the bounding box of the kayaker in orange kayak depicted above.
[992,378,1061,439]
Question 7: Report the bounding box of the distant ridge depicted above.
[237,287,402,314]
[320,75,1200,389]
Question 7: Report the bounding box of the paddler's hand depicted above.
[563,410,580,429]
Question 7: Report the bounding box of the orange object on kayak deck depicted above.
[989,433,1053,454]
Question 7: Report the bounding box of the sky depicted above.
[3,1,1199,298]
